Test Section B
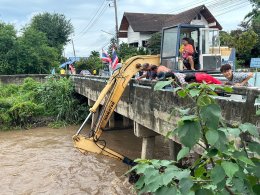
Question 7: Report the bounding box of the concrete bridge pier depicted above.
[134,122,158,159]
[88,99,100,129]
[123,117,132,128]
[169,140,182,161]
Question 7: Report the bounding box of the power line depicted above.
[214,2,251,17]
[83,2,109,33]
[137,0,248,29]
[166,0,214,14]
[72,0,252,54]
[209,0,248,12]
[74,0,108,40]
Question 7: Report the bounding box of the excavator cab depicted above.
[161,24,221,71]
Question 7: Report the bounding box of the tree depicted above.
[147,32,162,54]
[0,22,18,74]
[219,31,233,47]
[90,50,100,58]
[75,50,102,73]
[108,37,117,55]
[232,30,258,55]
[117,42,139,61]
[107,37,149,62]
[16,27,59,74]
[243,0,260,58]
[29,12,74,50]
[251,15,260,57]
[244,0,260,25]
[219,29,258,66]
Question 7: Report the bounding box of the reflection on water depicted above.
[0,125,170,195]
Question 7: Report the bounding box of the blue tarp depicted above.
[59,60,75,68]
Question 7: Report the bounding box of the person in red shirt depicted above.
[180,38,195,70]
[184,73,222,84]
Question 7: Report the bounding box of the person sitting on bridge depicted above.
[220,64,253,86]
[179,37,195,70]
[184,72,222,84]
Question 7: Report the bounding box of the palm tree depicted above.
[90,50,100,58]
[244,0,260,24]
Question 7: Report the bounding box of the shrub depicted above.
[128,82,260,195]
[0,76,88,130]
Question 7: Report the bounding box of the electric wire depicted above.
[71,0,252,55]
[76,0,106,35]
[73,0,108,40]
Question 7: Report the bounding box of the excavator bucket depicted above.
[73,135,136,166]
[73,135,123,160]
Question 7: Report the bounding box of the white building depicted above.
[118,5,222,47]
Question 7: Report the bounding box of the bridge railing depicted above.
[71,75,260,128]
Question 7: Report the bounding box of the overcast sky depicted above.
[0,0,253,57]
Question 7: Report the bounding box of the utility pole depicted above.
[71,38,76,58]
[109,0,119,47]
[114,0,119,47]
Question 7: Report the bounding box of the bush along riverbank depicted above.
[0,76,88,130]
[127,82,260,195]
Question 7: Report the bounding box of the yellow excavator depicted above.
[72,55,160,166]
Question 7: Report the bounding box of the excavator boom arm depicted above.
[73,55,160,165]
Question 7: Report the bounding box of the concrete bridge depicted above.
[0,74,47,85]
[71,75,260,159]
[2,74,260,160]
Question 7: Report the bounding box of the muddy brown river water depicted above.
[0,125,169,195]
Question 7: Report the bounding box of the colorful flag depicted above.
[111,48,119,70]
[101,49,112,63]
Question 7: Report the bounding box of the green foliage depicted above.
[30,12,74,49]
[108,37,117,54]
[75,51,102,73]
[129,82,260,195]
[107,38,149,62]
[154,80,173,91]
[219,31,232,46]
[0,22,18,75]
[36,76,88,123]
[220,26,259,66]
[245,0,260,24]
[16,27,59,74]
[234,30,258,55]
[0,76,88,129]
[0,12,72,75]
[128,159,191,195]
[117,42,149,61]
[8,101,44,126]
[147,32,162,55]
